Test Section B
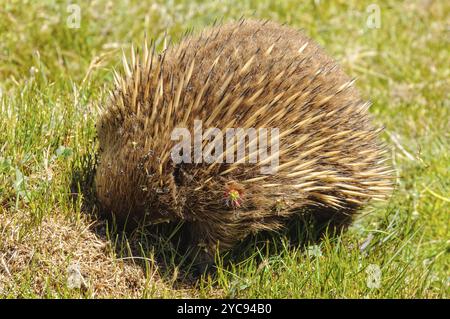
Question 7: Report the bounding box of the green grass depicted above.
[0,0,448,298]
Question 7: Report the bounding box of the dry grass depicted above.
[0,209,195,298]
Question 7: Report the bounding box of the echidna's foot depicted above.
[191,250,216,276]
[176,221,219,274]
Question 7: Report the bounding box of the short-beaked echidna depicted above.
[95,19,393,261]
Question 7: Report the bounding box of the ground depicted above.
[0,0,448,298]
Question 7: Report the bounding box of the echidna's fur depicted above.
[95,20,393,261]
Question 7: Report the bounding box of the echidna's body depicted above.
[95,20,393,260]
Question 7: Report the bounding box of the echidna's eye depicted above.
[173,164,184,186]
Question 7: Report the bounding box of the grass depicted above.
[0,0,448,298]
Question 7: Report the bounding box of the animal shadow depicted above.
[70,152,351,284]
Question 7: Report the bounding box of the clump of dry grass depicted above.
[0,209,191,298]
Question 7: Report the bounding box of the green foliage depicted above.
[0,0,448,298]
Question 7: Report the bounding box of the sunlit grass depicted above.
[0,0,448,298]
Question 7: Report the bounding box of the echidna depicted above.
[95,19,393,263]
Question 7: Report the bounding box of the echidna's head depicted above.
[94,114,183,224]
